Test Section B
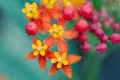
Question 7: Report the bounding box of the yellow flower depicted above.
[49,24,63,39]
[22,2,39,19]
[51,52,69,68]
[32,40,48,56]
[42,0,57,9]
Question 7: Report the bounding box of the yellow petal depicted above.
[53,24,57,29]
[54,52,60,58]
[58,32,63,37]
[33,50,39,56]
[58,26,63,31]
[32,2,37,8]
[43,0,49,4]
[57,63,62,68]
[40,50,45,56]
[22,8,27,14]
[32,44,37,49]
[33,14,39,19]
[63,60,69,65]
[25,2,31,8]
[53,34,58,38]
[43,45,48,50]
[36,40,42,46]
[46,4,53,9]
[49,29,54,34]
[51,58,57,63]
[26,13,32,18]
[32,9,38,13]
[49,0,56,4]
[62,53,67,59]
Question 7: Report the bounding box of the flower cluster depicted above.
[22,0,84,78]
[22,0,120,79]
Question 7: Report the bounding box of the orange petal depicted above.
[38,56,46,71]
[57,39,68,53]
[48,63,58,76]
[46,50,55,59]
[62,65,72,79]
[66,55,82,64]
[25,51,36,60]
[42,23,52,31]
[63,30,78,39]
[74,11,79,20]
[58,17,65,26]
[44,37,55,48]
[32,38,37,44]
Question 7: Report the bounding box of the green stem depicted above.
[80,52,102,80]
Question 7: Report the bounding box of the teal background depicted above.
[0,0,120,80]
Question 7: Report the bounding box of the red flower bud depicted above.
[112,23,120,31]
[81,43,91,52]
[109,33,120,44]
[101,7,109,20]
[74,20,88,33]
[95,29,104,38]
[78,2,93,19]
[89,23,98,33]
[100,35,108,43]
[91,12,99,23]
[77,33,88,44]
[96,43,107,54]
[62,7,75,21]
[25,22,38,36]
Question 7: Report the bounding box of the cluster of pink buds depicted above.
[63,2,120,54]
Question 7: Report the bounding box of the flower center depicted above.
[57,57,63,62]
[28,6,33,12]
[49,24,63,39]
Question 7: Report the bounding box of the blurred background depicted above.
[0,0,120,80]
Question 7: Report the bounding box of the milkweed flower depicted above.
[48,52,81,78]
[22,2,39,19]
[44,24,78,53]
[34,4,62,34]
[25,38,54,71]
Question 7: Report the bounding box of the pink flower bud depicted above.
[78,2,93,19]
[62,7,75,21]
[91,12,99,23]
[104,21,111,28]
[101,7,108,20]
[81,43,91,52]
[77,33,88,44]
[100,35,108,43]
[74,20,88,33]
[96,43,107,54]
[95,29,105,38]
[89,23,98,33]
[109,33,120,44]
[112,23,120,31]
[25,22,38,36]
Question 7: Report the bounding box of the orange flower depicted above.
[34,4,62,34]
[34,13,52,34]
[48,52,82,78]
[45,3,62,20]
[25,38,54,71]
[44,24,78,53]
